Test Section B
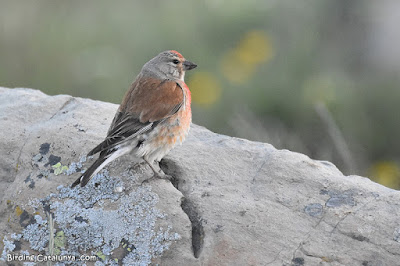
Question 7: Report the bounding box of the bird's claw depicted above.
[141,172,172,184]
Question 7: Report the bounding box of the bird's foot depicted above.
[141,171,172,184]
[140,158,172,184]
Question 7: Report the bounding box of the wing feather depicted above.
[88,77,184,156]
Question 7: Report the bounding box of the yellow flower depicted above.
[221,30,274,84]
[369,161,400,189]
[236,30,274,65]
[188,72,222,106]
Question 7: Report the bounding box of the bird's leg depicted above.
[143,158,172,182]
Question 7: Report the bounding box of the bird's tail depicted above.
[71,146,132,188]
[71,156,107,188]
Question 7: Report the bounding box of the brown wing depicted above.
[121,77,184,123]
[88,77,184,156]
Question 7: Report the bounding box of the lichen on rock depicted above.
[2,165,180,265]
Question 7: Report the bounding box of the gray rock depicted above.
[1,87,399,265]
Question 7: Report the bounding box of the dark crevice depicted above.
[160,159,204,258]
[180,198,204,258]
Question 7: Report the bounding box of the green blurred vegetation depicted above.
[1,0,399,189]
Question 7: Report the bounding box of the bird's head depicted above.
[142,50,197,81]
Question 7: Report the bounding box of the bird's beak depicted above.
[183,60,197,71]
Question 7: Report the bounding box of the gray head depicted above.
[141,50,197,81]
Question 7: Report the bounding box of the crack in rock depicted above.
[180,198,204,258]
[160,159,204,258]
[49,96,75,120]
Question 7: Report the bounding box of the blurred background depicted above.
[1,0,399,189]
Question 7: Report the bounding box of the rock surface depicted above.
[1,87,400,266]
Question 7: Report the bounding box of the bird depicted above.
[71,50,197,187]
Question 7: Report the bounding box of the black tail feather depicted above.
[87,141,105,156]
[71,156,107,188]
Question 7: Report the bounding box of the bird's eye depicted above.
[172,59,179,64]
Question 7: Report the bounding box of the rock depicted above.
[0,87,399,265]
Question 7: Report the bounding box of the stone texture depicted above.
[1,87,400,265]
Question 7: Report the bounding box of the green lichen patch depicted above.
[52,162,69,176]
